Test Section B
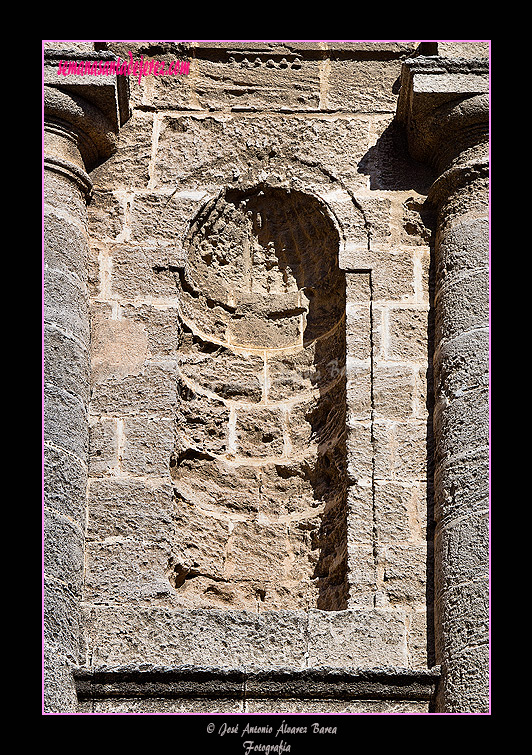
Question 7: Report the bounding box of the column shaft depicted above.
[43,131,92,711]
[397,56,490,712]
[42,52,129,711]
[431,164,490,712]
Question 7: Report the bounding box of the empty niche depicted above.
[169,185,348,610]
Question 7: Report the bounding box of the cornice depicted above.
[396,56,489,174]
[74,664,441,703]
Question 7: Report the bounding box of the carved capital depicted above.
[43,49,131,195]
[396,56,489,175]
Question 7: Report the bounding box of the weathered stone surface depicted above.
[434,327,489,401]
[433,388,488,464]
[106,244,178,300]
[234,406,285,458]
[152,114,373,193]
[90,314,148,383]
[345,365,372,420]
[43,510,84,591]
[44,170,89,224]
[225,520,292,581]
[434,445,488,524]
[88,697,244,713]
[88,416,119,476]
[86,478,175,541]
[373,364,416,418]
[44,325,90,404]
[193,53,322,111]
[44,79,102,714]
[407,609,431,669]
[44,266,90,345]
[122,303,180,359]
[345,542,377,605]
[308,609,408,667]
[435,216,488,274]
[374,481,427,542]
[43,651,79,713]
[346,420,373,482]
[44,384,88,460]
[346,484,374,543]
[44,211,88,279]
[397,54,489,712]
[44,577,83,666]
[89,362,177,416]
[327,58,407,112]
[387,307,429,362]
[90,110,152,190]
[171,456,261,513]
[129,192,202,245]
[434,510,489,588]
[379,541,428,604]
[437,643,489,713]
[179,344,264,402]
[434,268,489,345]
[121,415,175,475]
[175,381,229,455]
[373,419,429,482]
[84,537,175,605]
[44,445,87,523]
[246,697,429,713]
[87,190,123,240]
[438,42,489,58]
[83,607,309,669]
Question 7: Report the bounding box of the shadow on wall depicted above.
[236,186,348,610]
[358,120,434,193]
[359,119,437,664]
[171,184,349,611]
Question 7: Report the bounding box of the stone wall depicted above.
[43,39,490,714]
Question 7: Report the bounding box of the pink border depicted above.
[42,39,492,718]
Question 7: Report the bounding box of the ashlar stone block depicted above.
[86,478,175,542]
[178,345,264,403]
[176,378,229,456]
[84,607,309,669]
[234,407,285,459]
[84,538,175,605]
[170,501,231,583]
[170,456,261,515]
[121,415,175,476]
[308,609,408,667]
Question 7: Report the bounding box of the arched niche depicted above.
[170,184,348,610]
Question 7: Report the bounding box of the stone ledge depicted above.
[81,606,416,669]
[74,664,441,702]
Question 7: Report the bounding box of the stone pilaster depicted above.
[43,49,130,712]
[397,57,489,712]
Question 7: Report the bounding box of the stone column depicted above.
[397,57,489,712]
[43,49,129,711]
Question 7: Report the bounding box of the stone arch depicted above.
[169,183,348,610]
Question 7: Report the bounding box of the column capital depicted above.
[396,56,489,175]
[44,49,131,194]
[44,48,130,135]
